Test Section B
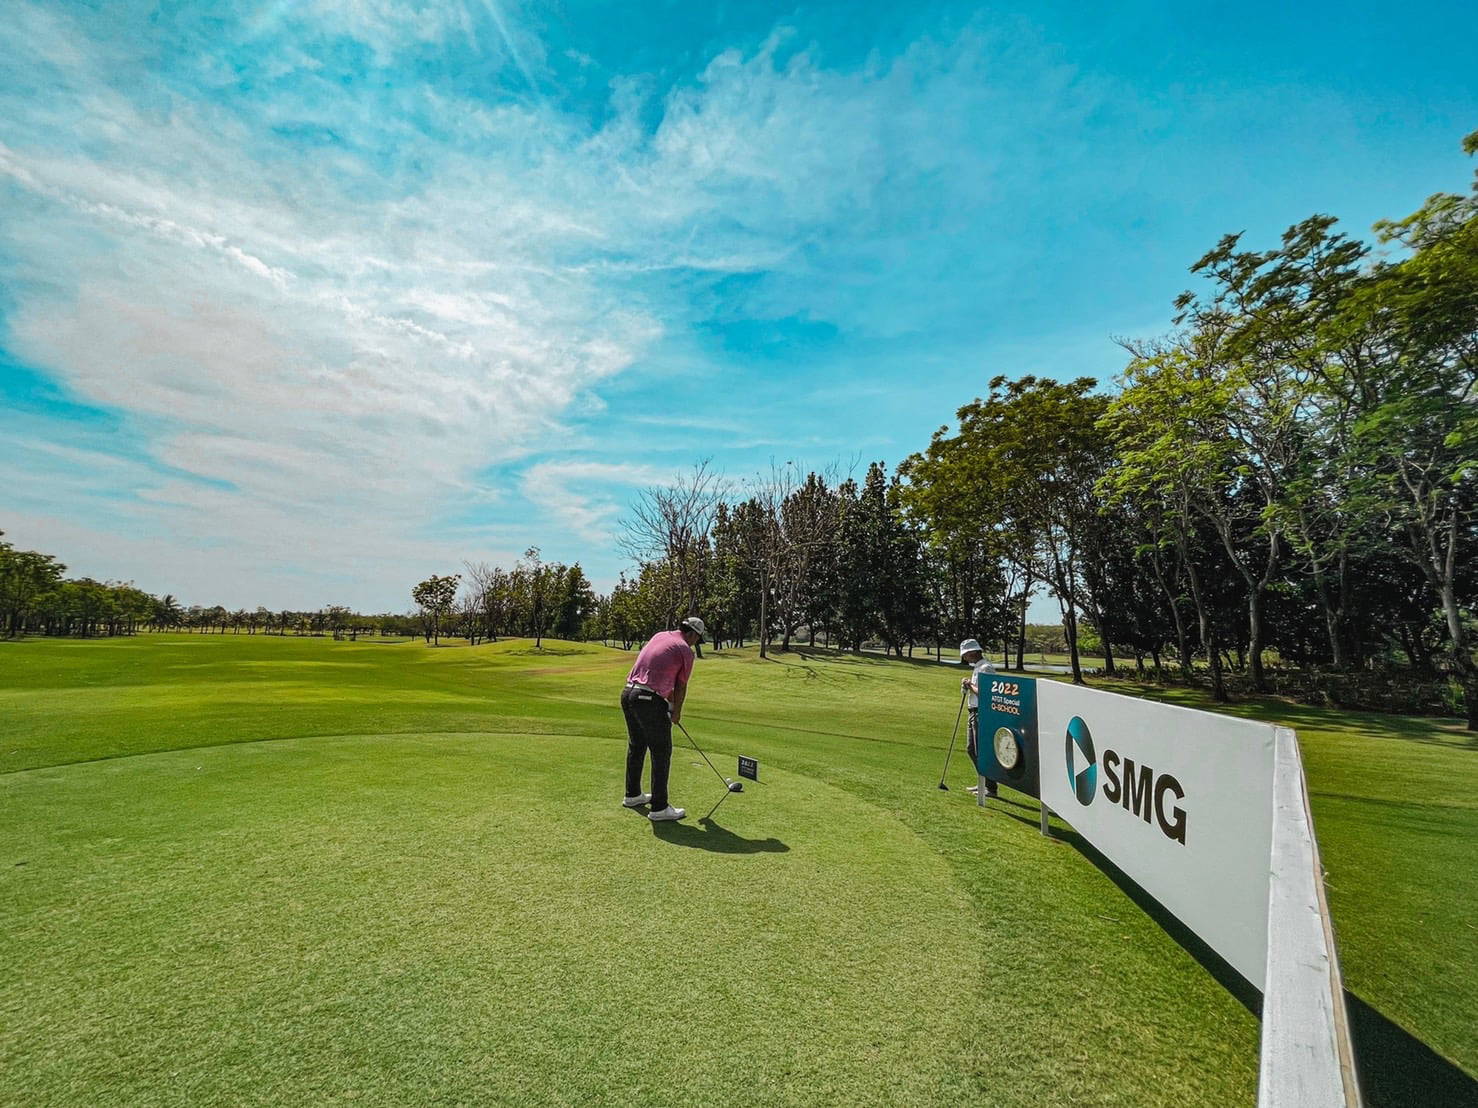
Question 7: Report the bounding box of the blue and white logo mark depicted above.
[1065,716,1097,806]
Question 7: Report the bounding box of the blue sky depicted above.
[2,0,1474,616]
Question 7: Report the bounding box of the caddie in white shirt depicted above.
[958,638,998,797]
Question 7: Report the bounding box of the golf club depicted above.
[937,688,967,790]
[674,718,743,819]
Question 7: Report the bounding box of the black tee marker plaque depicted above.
[737,756,759,782]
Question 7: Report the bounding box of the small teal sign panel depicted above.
[976,675,1041,798]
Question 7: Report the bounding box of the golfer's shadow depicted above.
[650,818,789,854]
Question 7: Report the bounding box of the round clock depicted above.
[993,726,1023,774]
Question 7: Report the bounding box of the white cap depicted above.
[680,616,707,642]
[959,638,984,658]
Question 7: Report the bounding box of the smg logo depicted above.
[1064,716,1188,845]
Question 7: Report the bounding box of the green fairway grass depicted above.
[2,635,1473,1106]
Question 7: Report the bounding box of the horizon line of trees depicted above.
[0,531,438,641]
[410,548,597,647]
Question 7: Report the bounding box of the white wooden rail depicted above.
[1258,727,1362,1106]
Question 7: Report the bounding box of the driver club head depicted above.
[937,782,949,791]
[727,780,743,793]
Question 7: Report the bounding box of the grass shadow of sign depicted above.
[650,819,789,855]
[997,806,1478,1103]
[1346,992,1478,1108]
[788,646,949,670]
[996,807,1262,1012]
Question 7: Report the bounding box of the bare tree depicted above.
[464,560,511,641]
[619,459,727,627]
[773,466,843,651]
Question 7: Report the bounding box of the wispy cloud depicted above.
[519,460,670,545]
[0,0,1112,605]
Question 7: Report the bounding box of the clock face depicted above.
[993,726,1021,771]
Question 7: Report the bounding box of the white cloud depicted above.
[0,2,1099,605]
[0,3,662,601]
[519,460,670,545]
[269,0,485,64]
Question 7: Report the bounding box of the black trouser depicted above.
[622,686,672,809]
[967,707,997,795]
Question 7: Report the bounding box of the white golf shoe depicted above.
[622,793,652,808]
[647,805,686,821]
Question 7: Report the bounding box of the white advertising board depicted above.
[1036,681,1277,989]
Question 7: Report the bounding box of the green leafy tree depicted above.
[1100,352,1234,699]
[553,564,597,639]
[411,573,461,645]
[0,532,67,637]
[878,473,933,657]
[833,472,880,652]
[899,425,1018,661]
[1330,147,1478,725]
[937,378,1110,683]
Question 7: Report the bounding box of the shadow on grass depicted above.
[1347,992,1478,1107]
[976,792,1035,812]
[995,800,1478,1102]
[650,818,789,854]
[783,646,950,670]
[994,803,1262,1013]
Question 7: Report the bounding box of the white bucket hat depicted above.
[680,616,707,642]
[959,638,984,659]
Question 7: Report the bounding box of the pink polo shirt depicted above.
[627,630,695,700]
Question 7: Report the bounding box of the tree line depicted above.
[0,531,430,640]
[592,134,1477,726]
[410,548,597,647]
[0,536,158,637]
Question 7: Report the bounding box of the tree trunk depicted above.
[1080,587,1116,676]
[1248,586,1267,690]
[1203,506,1274,692]
[1149,544,1191,677]
[1015,571,1031,671]
[1046,538,1085,685]
[758,570,769,659]
[1180,537,1226,701]
[1309,552,1346,669]
[1436,578,1476,730]
[1408,624,1434,673]
[1062,599,1084,685]
[1207,626,1227,701]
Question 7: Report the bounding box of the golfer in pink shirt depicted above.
[621,616,705,821]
